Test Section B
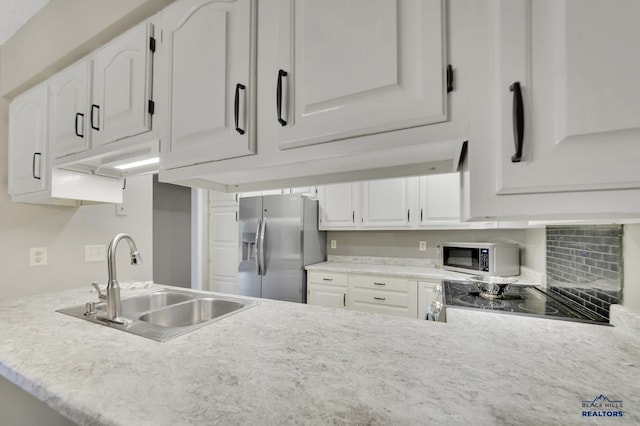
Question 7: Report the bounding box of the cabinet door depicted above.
[276,0,447,150]
[208,206,239,293]
[162,0,256,169]
[361,178,411,228]
[209,190,239,207]
[495,0,640,195]
[419,173,460,224]
[317,183,359,229]
[49,60,91,158]
[8,83,48,195]
[92,22,153,146]
[307,284,346,308]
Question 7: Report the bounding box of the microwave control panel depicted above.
[480,249,490,272]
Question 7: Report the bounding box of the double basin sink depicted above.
[57,288,258,341]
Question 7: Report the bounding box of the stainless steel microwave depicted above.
[442,242,520,276]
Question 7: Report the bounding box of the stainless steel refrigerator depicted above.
[238,194,326,303]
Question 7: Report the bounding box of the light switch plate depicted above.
[85,245,106,262]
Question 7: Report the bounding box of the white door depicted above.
[307,285,346,308]
[361,178,411,228]
[49,60,91,158]
[8,83,48,195]
[162,0,256,169]
[208,205,239,294]
[275,0,447,150]
[495,0,640,195]
[419,174,460,224]
[92,22,153,146]
[317,183,359,229]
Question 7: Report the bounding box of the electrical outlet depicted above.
[85,245,106,262]
[330,240,337,249]
[419,241,427,251]
[29,247,47,266]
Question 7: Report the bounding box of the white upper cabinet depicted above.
[49,60,92,159]
[161,0,256,169]
[275,0,447,150]
[318,183,359,229]
[418,174,460,224]
[495,0,640,195]
[8,82,124,205]
[91,22,154,146]
[9,83,48,196]
[361,178,411,228]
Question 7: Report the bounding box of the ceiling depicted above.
[0,0,49,45]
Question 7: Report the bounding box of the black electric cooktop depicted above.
[443,280,609,325]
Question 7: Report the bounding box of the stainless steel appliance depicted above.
[442,242,520,276]
[439,279,609,324]
[238,194,326,303]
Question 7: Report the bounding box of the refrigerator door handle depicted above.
[259,217,267,276]
[255,218,262,275]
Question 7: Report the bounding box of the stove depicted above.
[442,280,609,324]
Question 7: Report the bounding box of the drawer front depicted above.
[308,271,348,286]
[350,288,409,307]
[350,301,413,318]
[349,275,409,292]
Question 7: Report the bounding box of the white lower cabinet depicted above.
[348,275,417,319]
[307,272,348,308]
[417,280,440,320]
[307,271,420,319]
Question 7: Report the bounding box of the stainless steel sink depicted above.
[57,289,258,342]
[139,298,246,327]
[94,290,194,317]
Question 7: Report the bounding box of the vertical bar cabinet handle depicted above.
[90,105,100,131]
[234,83,246,135]
[75,113,84,138]
[510,82,524,163]
[276,70,288,126]
[32,153,42,180]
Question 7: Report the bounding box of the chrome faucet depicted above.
[104,233,143,321]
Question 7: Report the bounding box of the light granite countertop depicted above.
[1,285,639,425]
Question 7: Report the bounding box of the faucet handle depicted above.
[91,282,106,300]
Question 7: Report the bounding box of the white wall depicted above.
[623,224,640,309]
[523,228,546,278]
[0,95,153,300]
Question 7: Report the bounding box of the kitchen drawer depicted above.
[308,271,348,286]
[350,288,409,308]
[349,275,409,292]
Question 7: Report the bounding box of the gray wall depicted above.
[153,175,191,287]
[326,228,546,270]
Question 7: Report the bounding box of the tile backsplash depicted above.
[546,225,623,322]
